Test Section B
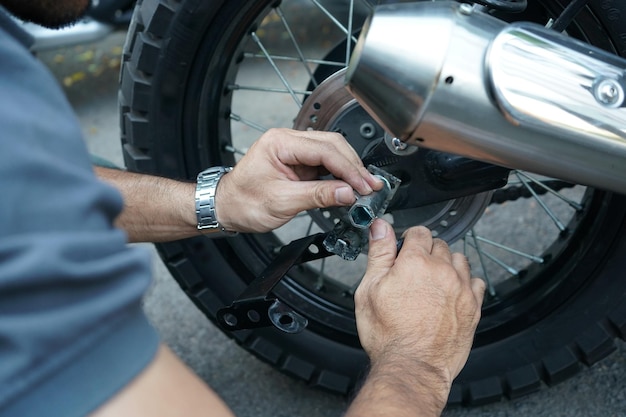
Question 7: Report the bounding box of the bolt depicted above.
[594,78,624,108]
[392,137,408,151]
[458,3,473,15]
[340,229,362,246]
[359,122,376,139]
[598,83,619,103]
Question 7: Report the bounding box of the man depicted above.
[0,1,485,417]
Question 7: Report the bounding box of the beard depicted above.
[1,0,91,29]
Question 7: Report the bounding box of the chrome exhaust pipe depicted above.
[345,1,626,194]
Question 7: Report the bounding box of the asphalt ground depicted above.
[37,29,626,417]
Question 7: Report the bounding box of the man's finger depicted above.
[290,129,362,165]
[363,219,397,281]
[431,238,452,262]
[471,277,487,304]
[451,252,471,280]
[283,129,385,193]
[275,133,382,195]
[398,226,434,259]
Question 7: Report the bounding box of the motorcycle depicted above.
[118,0,626,406]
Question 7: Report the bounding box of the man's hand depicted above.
[96,128,379,242]
[215,128,382,233]
[347,219,485,416]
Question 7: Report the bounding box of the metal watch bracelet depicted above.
[195,166,237,236]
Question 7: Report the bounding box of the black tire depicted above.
[119,0,626,405]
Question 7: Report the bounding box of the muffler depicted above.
[345,1,626,194]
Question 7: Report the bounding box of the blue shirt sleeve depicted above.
[0,11,159,417]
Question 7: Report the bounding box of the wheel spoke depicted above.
[516,171,583,211]
[275,6,319,88]
[316,257,326,290]
[309,0,359,45]
[468,229,496,296]
[223,144,248,156]
[550,0,591,32]
[346,0,355,67]
[243,53,345,68]
[227,83,312,96]
[515,172,567,232]
[473,234,544,264]
[230,113,268,133]
[466,240,520,276]
[250,31,303,107]
[305,218,315,236]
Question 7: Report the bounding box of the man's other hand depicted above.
[351,220,485,415]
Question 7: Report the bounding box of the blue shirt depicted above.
[0,9,159,416]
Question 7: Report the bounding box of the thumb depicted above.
[365,219,397,278]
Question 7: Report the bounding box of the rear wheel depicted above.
[120,0,626,404]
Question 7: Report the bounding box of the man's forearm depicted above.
[95,167,216,243]
[345,357,450,417]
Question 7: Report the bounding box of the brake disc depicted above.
[293,69,491,244]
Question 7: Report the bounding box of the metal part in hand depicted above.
[323,165,401,261]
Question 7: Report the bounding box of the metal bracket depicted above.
[217,233,333,334]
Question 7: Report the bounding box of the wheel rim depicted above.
[184,0,621,341]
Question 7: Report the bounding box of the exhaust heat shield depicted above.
[346,1,626,194]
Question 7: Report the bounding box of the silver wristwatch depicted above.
[195,166,237,235]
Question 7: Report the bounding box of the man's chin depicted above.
[36,14,85,30]
[2,0,90,30]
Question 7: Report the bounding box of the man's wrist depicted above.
[346,354,451,417]
[371,356,450,409]
[195,166,237,236]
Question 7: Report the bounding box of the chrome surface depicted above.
[348,166,401,229]
[348,175,391,228]
[488,22,626,145]
[345,2,462,141]
[18,19,114,51]
[346,1,626,194]
[345,1,505,146]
